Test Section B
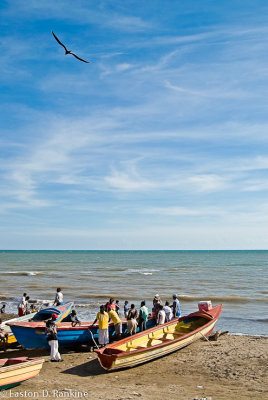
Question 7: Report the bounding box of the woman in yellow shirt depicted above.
[92,305,109,347]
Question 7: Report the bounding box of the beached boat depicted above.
[96,304,222,370]
[2,311,37,346]
[7,302,73,348]
[0,357,44,391]
[7,316,155,349]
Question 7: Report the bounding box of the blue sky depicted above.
[1,0,268,250]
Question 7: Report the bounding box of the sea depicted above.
[0,250,267,336]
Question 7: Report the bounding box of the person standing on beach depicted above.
[18,293,27,316]
[152,294,162,319]
[163,301,172,321]
[108,308,122,340]
[172,294,181,318]
[115,300,120,315]
[45,313,63,362]
[156,305,166,325]
[0,318,8,351]
[24,296,30,314]
[127,304,138,335]
[54,288,63,306]
[92,305,109,347]
[0,305,6,314]
[105,298,116,312]
[138,301,149,332]
[124,301,129,318]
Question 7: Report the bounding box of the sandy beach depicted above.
[1,314,267,400]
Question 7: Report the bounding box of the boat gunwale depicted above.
[0,358,44,374]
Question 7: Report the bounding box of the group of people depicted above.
[92,294,181,347]
[17,293,38,316]
[16,288,64,317]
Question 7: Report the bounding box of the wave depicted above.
[230,333,268,338]
[78,293,136,300]
[1,271,46,276]
[179,295,268,303]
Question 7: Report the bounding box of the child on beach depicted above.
[0,305,5,314]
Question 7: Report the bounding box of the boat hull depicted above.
[97,304,222,370]
[8,317,155,349]
[0,357,44,391]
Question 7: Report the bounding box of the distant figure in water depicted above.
[0,305,6,314]
[70,310,81,327]
[54,288,63,306]
[92,305,109,347]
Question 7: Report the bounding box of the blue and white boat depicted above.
[8,314,155,349]
[7,302,73,348]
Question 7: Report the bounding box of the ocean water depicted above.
[0,250,267,335]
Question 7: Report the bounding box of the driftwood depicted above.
[208,330,229,341]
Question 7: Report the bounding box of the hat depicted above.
[173,294,177,298]
[51,313,58,320]
[154,294,160,299]
[71,310,76,315]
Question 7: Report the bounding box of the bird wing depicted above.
[52,31,68,52]
[70,52,90,63]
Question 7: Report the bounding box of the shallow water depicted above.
[0,250,267,335]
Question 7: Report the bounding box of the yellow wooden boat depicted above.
[96,304,222,370]
[0,357,44,390]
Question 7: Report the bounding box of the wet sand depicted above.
[1,315,267,400]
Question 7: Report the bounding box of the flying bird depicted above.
[52,31,90,63]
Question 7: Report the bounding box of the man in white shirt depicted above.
[156,305,166,325]
[54,288,63,306]
[163,301,172,321]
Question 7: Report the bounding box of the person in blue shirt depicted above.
[172,294,181,318]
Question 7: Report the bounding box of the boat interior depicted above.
[103,315,210,355]
[0,357,29,367]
